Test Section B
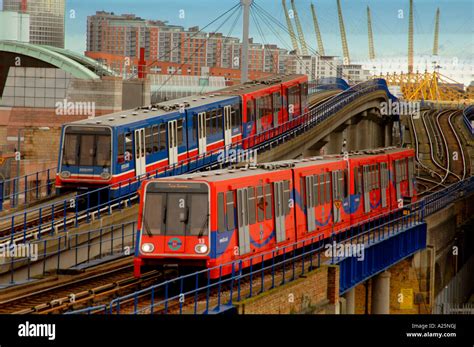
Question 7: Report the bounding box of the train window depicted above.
[300,178,306,208]
[248,187,256,225]
[78,135,95,166]
[117,134,125,163]
[152,126,159,153]
[247,99,255,123]
[264,184,272,220]
[96,135,111,167]
[353,167,358,194]
[339,171,345,199]
[177,119,184,146]
[206,112,211,135]
[125,132,133,158]
[273,92,281,118]
[165,194,187,235]
[187,194,208,236]
[319,174,325,204]
[312,175,319,207]
[143,193,164,235]
[217,193,225,233]
[216,109,223,133]
[283,180,291,215]
[159,124,166,151]
[325,173,331,203]
[301,82,308,110]
[344,169,349,198]
[145,127,153,155]
[232,104,241,128]
[257,186,264,222]
[226,191,235,231]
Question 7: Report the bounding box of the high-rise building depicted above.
[86,11,287,78]
[0,11,30,42]
[3,0,65,48]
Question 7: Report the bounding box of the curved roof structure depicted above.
[41,44,117,78]
[0,40,117,79]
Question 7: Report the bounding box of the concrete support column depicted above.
[384,123,393,147]
[344,288,355,314]
[357,119,370,149]
[371,271,391,314]
[326,131,343,154]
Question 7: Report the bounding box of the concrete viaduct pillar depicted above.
[371,271,391,314]
[344,288,355,314]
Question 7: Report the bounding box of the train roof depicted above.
[65,94,239,128]
[150,147,412,184]
[156,156,341,183]
[213,74,307,97]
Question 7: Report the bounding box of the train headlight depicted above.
[141,243,154,253]
[195,244,208,254]
[100,172,111,180]
[59,171,71,179]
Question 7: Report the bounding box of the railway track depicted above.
[0,258,168,314]
[408,107,470,196]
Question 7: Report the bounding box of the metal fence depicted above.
[0,221,136,286]
[0,167,56,211]
[433,255,474,314]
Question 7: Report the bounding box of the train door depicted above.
[273,181,287,243]
[237,188,251,255]
[362,165,371,213]
[134,128,146,176]
[305,175,316,232]
[273,92,280,128]
[167,120,178,165]
[223,106,232,148]
[394,160,401,201]
[332,171,342,223]
[197,112,207,155]
[381,162,388,208]
[256,98,262,134]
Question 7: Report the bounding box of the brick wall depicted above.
[236,265,339,314]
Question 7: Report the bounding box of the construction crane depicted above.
[282,0,301,54]
[367,6,375,60]
[291,0,309,55]
[408,0,414,73]
[336,0,350,64]
[310,2,325,55]
[433,8,440,56]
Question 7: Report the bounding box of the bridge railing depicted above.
[0,167,56,212]
[462,105,474,136]
[0,79,389,243]
[0,221,136,286]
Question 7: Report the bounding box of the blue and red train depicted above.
[55,75,308,196]
[134,147,417,278]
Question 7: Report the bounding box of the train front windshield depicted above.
[61,126,112,169]
[142,182,209,237]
